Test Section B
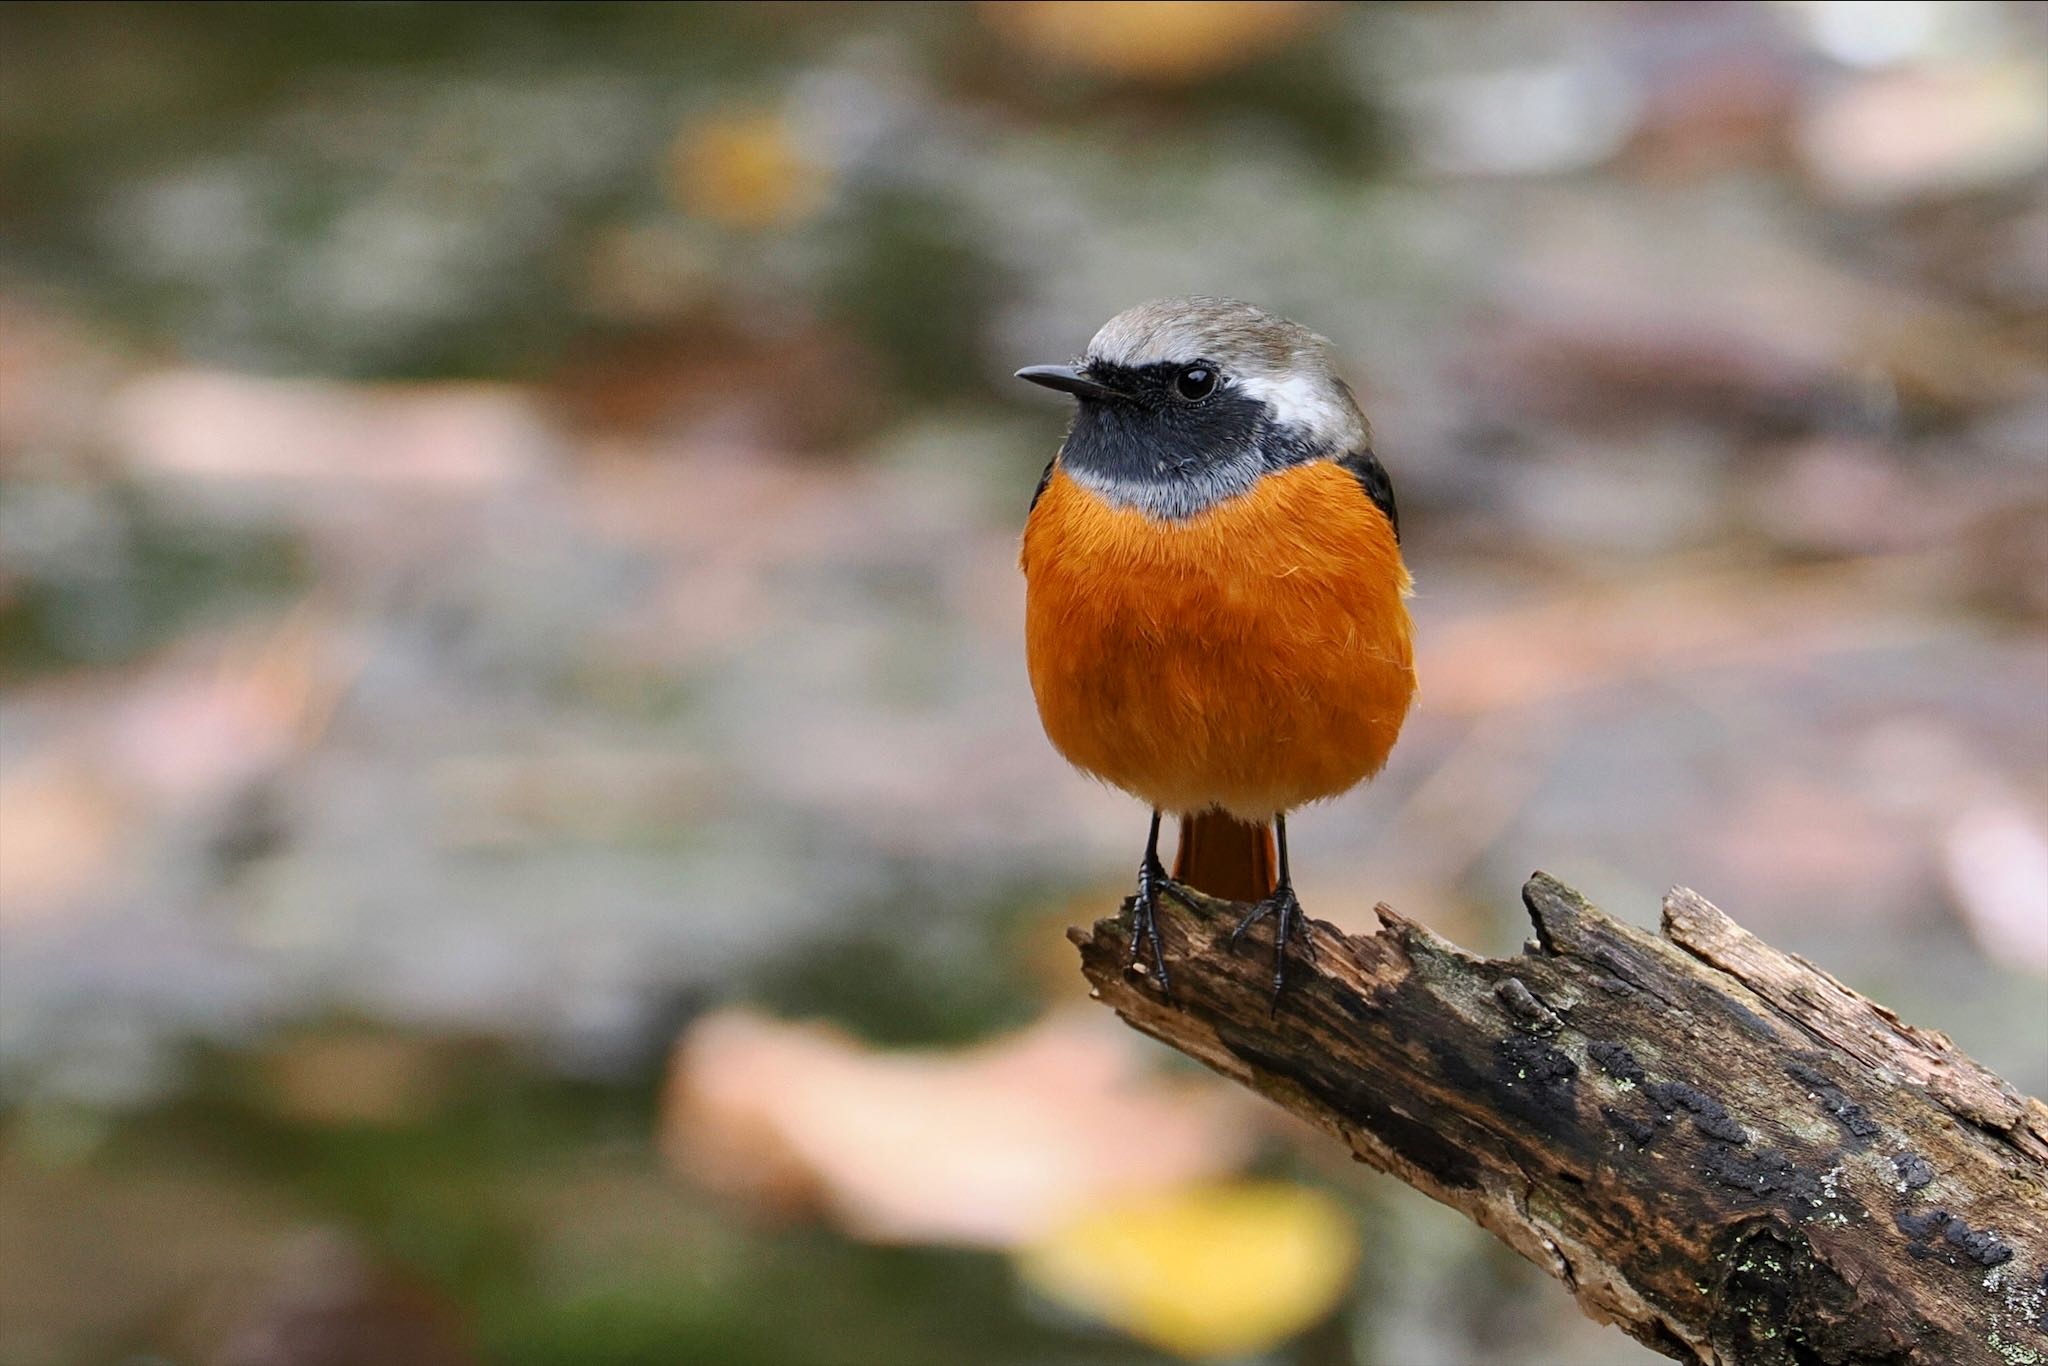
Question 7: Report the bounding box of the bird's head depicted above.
[1017,296,1368,520]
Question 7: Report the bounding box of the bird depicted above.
[1016,296,1415,1006]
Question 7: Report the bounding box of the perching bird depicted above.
[1017,297,1415,1004]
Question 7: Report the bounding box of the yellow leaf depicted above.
[981,2,1321,83]
[670,112,824,230]
[1017,1181,1356,1358]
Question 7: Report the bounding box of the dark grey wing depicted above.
[1337,447,1398,541]
[1029,455,1056,513]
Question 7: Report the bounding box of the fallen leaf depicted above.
[1800,62,2048,203]
[1017,1180,1356,1359]
[669,112,826,230]
[0,755,128,927]
[1942,800,2048,975]
[663,1008,1254,1247]
[1418,564,1933,717]
[981,1,1319,83]
[0,612,349,929]
[112,371,549,496]
[258,1031,465,1129]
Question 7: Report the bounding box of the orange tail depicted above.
[1172,811,1278,904]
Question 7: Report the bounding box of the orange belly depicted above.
[1022,462,1415,820]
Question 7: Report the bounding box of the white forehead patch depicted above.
[1087,311,1213,368]
[1085,297,1290,368]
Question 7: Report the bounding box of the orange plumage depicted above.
[1015,295,1414,997]
[1021,461,1415,826]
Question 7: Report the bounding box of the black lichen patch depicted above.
[1587,1040,1647,1085]
[1890,1152,1934,1191]
[1892,1209,1942,1246]
[1704,1145,1824,1206]
[1893,1208,2014,1268]
[1645,1079,1751,1145]
[1785,1060,1881,1141]
[1600,1103,1656,1146]
[1332,982,1395,1032]
[1217,1023,1483,1191]
[1584,943,1669,1000]
[1707,1222,1915,1366]
[1714,993,1780,1041]
[1945,1220,2013,1268]
[1494,977,1561,1034]
[1494,1034,1579,1111]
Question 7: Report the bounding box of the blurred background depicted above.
[1,2,2045,1363]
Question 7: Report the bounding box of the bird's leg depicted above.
[1124,809,1187,991]
[1228,813,1316,1012]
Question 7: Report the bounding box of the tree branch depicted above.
[1070,873,2048,1365]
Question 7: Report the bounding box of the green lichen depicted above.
[1987,1331,2041,1365]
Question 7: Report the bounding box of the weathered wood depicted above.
[1070,874,2048,1365]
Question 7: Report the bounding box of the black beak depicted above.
[1015,364,1125,403]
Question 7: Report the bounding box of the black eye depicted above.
[1174,364,1218,401]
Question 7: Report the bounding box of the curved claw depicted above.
[1228,899,1270,947]
[1229,885,1313,1012]
[1125,858,1175,993]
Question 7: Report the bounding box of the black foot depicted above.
[1124,858,1198,992]
[1229,884,1318,1012]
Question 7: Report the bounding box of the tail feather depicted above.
[1172,811,1278,904]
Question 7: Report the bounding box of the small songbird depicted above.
[1017,297,1415,1004]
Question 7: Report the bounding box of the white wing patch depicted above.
[1234,371,1365,450]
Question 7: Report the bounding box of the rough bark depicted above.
[1070,874,2048,1365]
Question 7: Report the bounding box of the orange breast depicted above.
[1021,462,1415,820]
